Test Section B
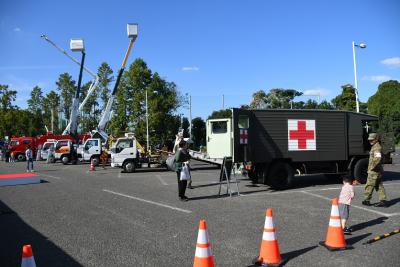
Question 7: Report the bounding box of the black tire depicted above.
[247,169,257,183]
[267,162,294,190]
[123,160,135,173]
[61,155,69,165]
[353,158,369,184]
[17,154,25,161]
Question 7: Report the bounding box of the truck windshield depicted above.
[10,140,19,146]
[43,143,54,150]
[238,115,249,129]
[211,121,227,134]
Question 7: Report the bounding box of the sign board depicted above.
[288,119,316,151]
[239,129,248,144]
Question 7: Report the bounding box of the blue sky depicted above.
[1,0,399,119]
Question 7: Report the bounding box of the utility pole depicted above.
[222,94,225,109]
[189,95,192,139]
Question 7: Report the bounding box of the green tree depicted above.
[367,80,400,143]
[0,84,17,110]
[109,58,183,147]
[331,84,356,111]
[27,86,45,136]
[249,90,267,109]
[191,117,206,149]
[318,100,335,110]
[208,109,232,119]
[264,89,302,109]
[42,90,60,133]
[56,73,76,119]
[98,62,114,110]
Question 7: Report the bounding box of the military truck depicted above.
[205,108,394,189]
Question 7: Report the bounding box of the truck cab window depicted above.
[238,115,249,129]
[23,140,31,145]
[211,121,227,134]
[116,139,133,153]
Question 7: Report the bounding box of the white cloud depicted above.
[302,88,330,96]
[381,57,400,67]
[13,27,21,32]
[181,66,199,71]
[362,75,392,82]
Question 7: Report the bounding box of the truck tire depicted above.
[61,155,69,165]
[353,158,369,184]
[123,160,136,173]
[17,154,25,161]
[268,162,294,190]
[91,156,100,166]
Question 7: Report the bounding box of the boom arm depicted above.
[92,38,136,142]
[41,35,100,135]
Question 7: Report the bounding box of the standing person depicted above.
[10,151,15,162]
[338,175,355,234]
[100,149,108,169]
[175,140,191,201]
[25,145,34,172]
[362,133,388,207]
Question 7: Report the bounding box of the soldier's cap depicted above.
[368,133,378,140]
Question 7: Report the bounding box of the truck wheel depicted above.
[123,161,135,173]
[91,156,100,166]
[353,158,369,184]
[268,162,294,190]
[247,170,257,183]
[61,155,69,165]
[17,154,26,161]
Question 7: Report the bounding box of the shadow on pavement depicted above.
[350,217,388,232]
[346,233,372,245]
[246,245,318,267]
[0,200,82,267]
[383,171,400,181]
[385,197,400,207]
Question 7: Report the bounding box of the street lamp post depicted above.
[145,89,158,153]
[352,41,366,113]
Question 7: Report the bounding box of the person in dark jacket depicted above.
[175,140,191,201]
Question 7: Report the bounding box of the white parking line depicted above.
[102,189,192,214]
[156,175,168,185]
[118,172,122,178]
[301,190,400,217]
[39,173,61,180]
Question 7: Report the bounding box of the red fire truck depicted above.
[8,133,89,161]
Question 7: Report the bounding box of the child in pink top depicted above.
[338,175,355,234]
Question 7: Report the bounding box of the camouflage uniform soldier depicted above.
[362,133,387,207]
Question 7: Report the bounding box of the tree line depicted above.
[1,58,399,149]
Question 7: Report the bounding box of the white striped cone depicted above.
[193,220,214,267]
[258,208,282,265]
[324,198,347,249]
[21,244,36,267]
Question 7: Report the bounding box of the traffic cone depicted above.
[21,244,36,267]
[193,220,215,267]
[320,198,352,251]
[90,159,95,171]
[254,208,285,266]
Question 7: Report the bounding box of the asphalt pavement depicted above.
[0,154,399,266]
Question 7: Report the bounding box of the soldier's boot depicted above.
[362,200,371,206]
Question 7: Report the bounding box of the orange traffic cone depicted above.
[21,244,36,267]
[320,198,352,251]
[254,208,285,266]
[90,159,95,171]
[193,220,215,267]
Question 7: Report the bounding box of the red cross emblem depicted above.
[240,129,248,144]
[288,120,316,151]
